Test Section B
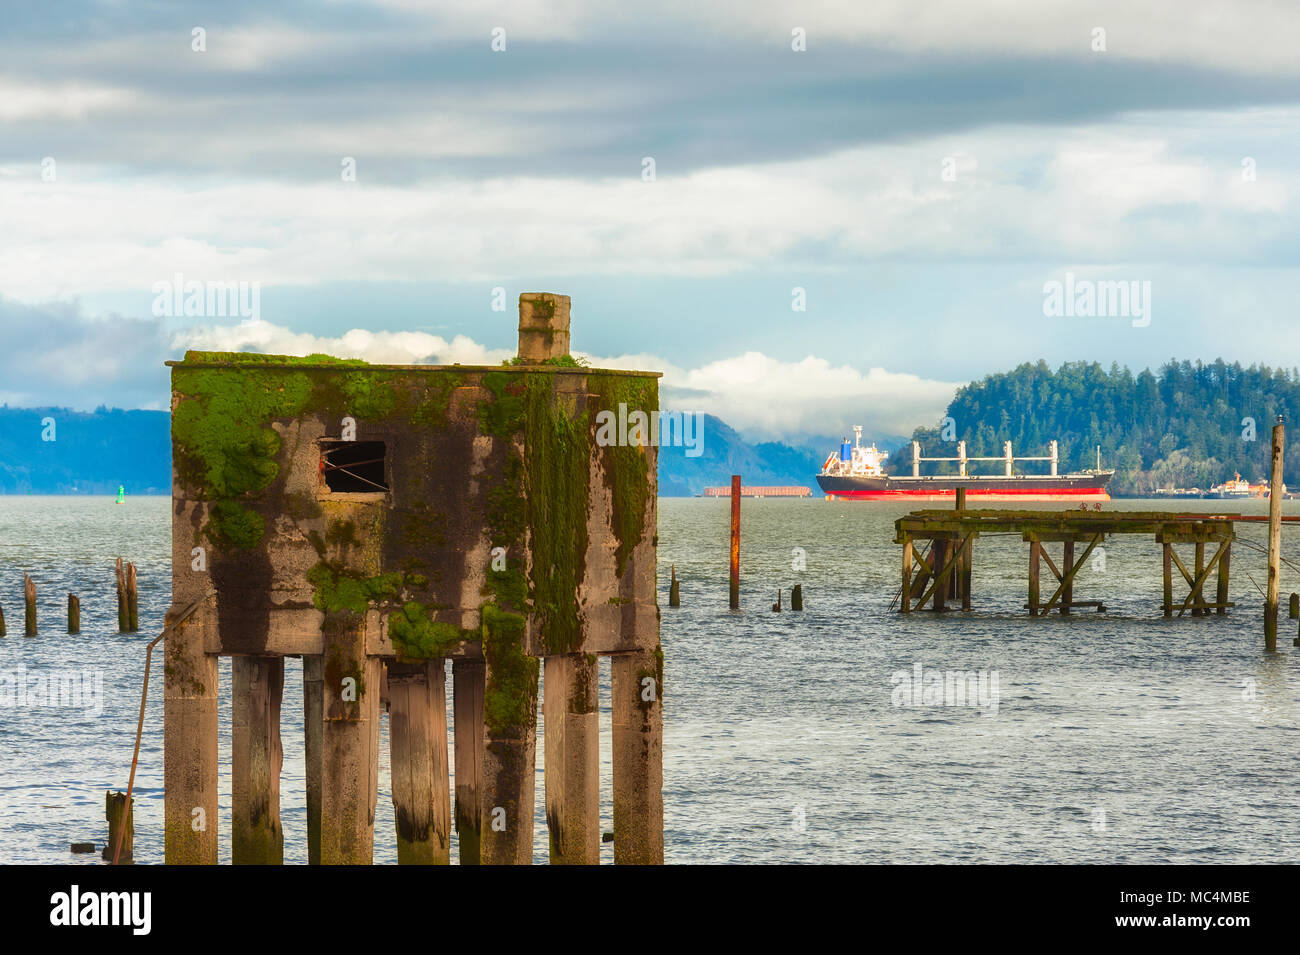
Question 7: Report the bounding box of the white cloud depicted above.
[0,79,135,121]
[172,319,515,366]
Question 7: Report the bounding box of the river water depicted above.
[2,496,1298,863]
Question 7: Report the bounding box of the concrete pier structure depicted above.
[163,292,663,864]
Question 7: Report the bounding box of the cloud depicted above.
[665,352,958,439]
[0,300,170,410]
[2,117,1296,303]
[171,319,515,366]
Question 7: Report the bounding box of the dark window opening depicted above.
[321,440,389,493]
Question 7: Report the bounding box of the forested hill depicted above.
[0,407,171,494]
[903,360,1300,494]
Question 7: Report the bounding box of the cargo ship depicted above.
[817,427,1113,501]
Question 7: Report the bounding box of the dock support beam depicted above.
[1163,543,1173,617]
[318,613,381,864]
[453,659,485,865]
[1061,540,1075,615]
[480,656,539,865]
[1217,542,1232,616]
[388,660,451,864]
[303,655,323,864]
[611,646,664,864]
[232,655,284,864]
[544,653,600,865]
[163,604,218,863]
[1029,537,1041,613]
[901,535,913,613]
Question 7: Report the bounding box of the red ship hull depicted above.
[817,473,1112,502]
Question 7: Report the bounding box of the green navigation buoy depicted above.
[116,485,125,504]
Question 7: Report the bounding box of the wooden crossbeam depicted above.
[1037,534,1103,616]
[1176,540,1228,617]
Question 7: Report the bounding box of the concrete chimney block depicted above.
[517,292,572,362]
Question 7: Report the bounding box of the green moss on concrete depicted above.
[172,364,315,548]
[180,351,370,366]
[482,602,537,735]
[307,562,406,614]
[388,602,476,660]
[523,373,589,653]
[590,373,657,575]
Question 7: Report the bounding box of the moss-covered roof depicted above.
[168,351,660,376]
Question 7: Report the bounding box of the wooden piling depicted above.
[1266,417,1284,650]
[791,584,803,610]
[729,475,741,610]
[103,791,133,863]
[126,562,138,632]
[1162,543,1173,617]
[452,659,485,865]
[0,605,6,637]
[1217,543,1232,616]
[1290,592,1299,620]
[932,539,949,611]
[901,536,914,613]
[67,594,80,634]
[1061,540,1075,615]
[163,601,218,864]
[544,653,600,865]
[960,538,972,612]
[388,660,451,865]
[955,487,966,510]
[24,574,35,636]
[481,639,539,865]
[669,565,680,607]
[611,646,664,864]
[318,615,381,864]
[1192,541,1206,618]
[232,655,284,864]
[1028,537,1041,614]
[116,558,128,632]
[302,654,323,865]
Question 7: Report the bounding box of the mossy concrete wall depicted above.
[168,356,659,665]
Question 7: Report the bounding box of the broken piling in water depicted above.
[730,475,741,610]
[24,574,35,636]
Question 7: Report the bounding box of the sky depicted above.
[1,1,1298,443]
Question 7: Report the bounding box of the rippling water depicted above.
[2,495,1299,863]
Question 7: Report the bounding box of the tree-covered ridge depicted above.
[904,359,1300,494]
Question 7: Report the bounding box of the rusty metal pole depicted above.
[1265,416,1284,650]
[729,475,741,610]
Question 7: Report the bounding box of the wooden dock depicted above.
[895,509,1240,617]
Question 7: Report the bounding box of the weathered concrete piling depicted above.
[163,293,663,865]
